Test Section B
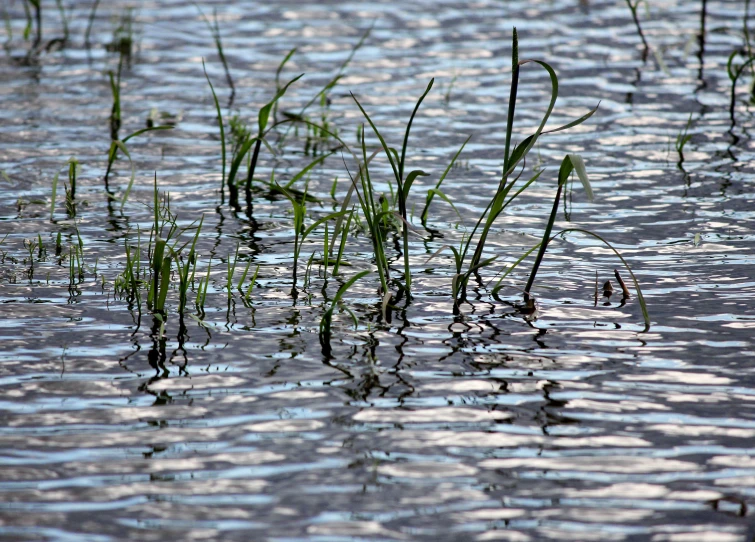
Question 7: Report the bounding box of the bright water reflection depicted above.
[1,0,755,540]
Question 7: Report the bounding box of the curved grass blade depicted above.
[490,241,542,294]
[122,125,174,144]
[402,169,428,201]
[425,188,463,223]
[350,92,400,185]
[259,73,304,134]
[283,149,338,189]
[556,228,650,331]
[320,270,370,338]
[399,78,434,180]
[568,153,593,202]
[421,135,471,224]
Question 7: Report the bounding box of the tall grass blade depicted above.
[194,4,235,106]
[522,154,573,300]
[203,59,226,195]
[399,78,434,180]
[50,172,59,221]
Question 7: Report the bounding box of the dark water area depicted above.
[1,0,755,540]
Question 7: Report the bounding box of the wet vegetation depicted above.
[1,1,755,540]
[0,7,659,353]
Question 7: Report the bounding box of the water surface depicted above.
[1,0,755,540]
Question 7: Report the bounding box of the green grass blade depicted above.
[228,136,258,187]
[521,155,572,299]
[402,169,428,202]
[490,241,542,294]
[420,135,471,223]
[259,73,304,134]
[283,149,337,189]
[424,188,463,223]
[203,59,226,191]
[333,209,353,276]
[320,270,369,337]
[113,140,136,211]
[50,172,59,221]
[399,78,434,180]
[350,92,400,185]
[122,125,174,144]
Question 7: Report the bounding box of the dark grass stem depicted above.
[84,0,100,46]
[625,0,650,62]
[195,4,235,107]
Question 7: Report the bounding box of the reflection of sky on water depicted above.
[0,0,755,540]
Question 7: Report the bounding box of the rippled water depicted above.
[1,0,755,540]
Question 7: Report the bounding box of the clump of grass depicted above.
[64,157,79,217]
[50,157,80,220]
[23,237,38,279]
[425,30,650,328]
[277,183,348,292]
[174,217,203,315]
[113,176,206,322]
[450,30,594,298]
[351,78,436,294]
[203,54,303,205]
[115,233,143,315]
[68,243,84,290]
[146,179,172,316]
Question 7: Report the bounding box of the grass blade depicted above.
[203,59,226,194]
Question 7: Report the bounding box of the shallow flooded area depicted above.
[1,0,755,540]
